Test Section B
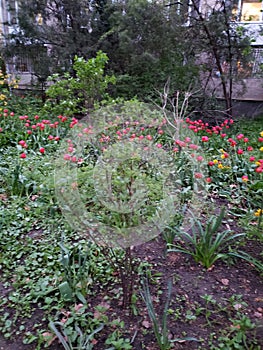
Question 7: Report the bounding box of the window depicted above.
[14,55,31,73]
[240,0,263,22]
[7,0,18,25]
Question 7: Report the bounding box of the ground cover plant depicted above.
[0,90,262,350]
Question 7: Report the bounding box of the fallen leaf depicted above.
[74,303,84,312]
[233,303,242,310]
[0,194,8,201]
[221,278,229,286]
[142,320,151,328]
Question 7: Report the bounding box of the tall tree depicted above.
[99,0,199,100]
[3,0,111,78]
[186,0,252,116]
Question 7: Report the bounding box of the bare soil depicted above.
[1,234,262,350]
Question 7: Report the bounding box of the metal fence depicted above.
[250,47,263,76]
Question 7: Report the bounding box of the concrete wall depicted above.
[208,77,263,102]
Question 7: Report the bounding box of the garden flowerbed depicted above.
[0,101,262,349]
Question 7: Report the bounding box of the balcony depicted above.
[239,21,263,46]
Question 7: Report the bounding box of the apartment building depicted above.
[233,0,263,76]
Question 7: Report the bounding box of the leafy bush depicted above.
[43,51,116,117]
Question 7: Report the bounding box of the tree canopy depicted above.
[2,0,254,114]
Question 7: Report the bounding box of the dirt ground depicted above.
[1,233,262,350]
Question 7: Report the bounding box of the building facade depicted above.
[0,0,39,87]
[200,1,263,101]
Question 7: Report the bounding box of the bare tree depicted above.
[189,0,252,116]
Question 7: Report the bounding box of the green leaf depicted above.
[76,291,87,304]
[58,281,73,301]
